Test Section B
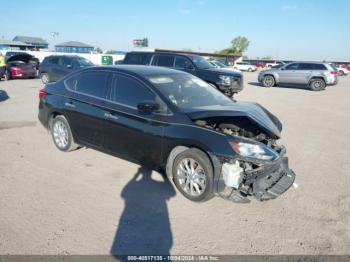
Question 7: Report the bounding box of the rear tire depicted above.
[41,73,50,84]
[172,148,214,202]
[338,70,345,76]
[309,78,326,91]
[248,68,252,72]
[50,115,79,152]
[262,75,275,87]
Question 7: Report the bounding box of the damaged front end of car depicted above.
[189,102,296,202]
[215,138,295,203]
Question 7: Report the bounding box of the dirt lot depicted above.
[0,72,349,256]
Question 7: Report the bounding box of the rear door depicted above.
[65,70,111,148]
[103,73,166,166]
[297,63,314,83]
[47,56,61,81]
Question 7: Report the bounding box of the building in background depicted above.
[12,36,49,50]
[55,41,94,53]
[0,40,29,50]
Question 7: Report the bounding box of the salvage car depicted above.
[5,53,37,80]
[123,52,243,97]
[38,65,295,203]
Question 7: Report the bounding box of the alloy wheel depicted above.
[53,120,69,149]
[176,158,206,196]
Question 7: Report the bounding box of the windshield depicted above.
[147,73,232,110]
[213,61,227,68]
[190,56,215,69]
[76,57,93,67]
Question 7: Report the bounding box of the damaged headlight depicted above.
[219,75,232,86]
[229,140,279,161]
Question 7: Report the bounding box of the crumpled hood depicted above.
[184,101,282,138]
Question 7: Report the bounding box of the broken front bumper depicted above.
[215,153,296,203]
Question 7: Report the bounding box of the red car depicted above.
[256,62,265,69]
[340,64,350,70]
[5,53,37,80]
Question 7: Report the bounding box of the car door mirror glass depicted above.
[137,101,159,113]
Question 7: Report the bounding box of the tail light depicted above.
[39,89,47,100]
[330,70,338,75]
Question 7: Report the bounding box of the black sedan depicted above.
[38,65,295,203]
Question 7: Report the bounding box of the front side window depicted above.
[75,71,109,98]
[153,55,175,67]
[125,53,152,65]
[189,56,214,69]
[285,63,300,70]
[62,57,73,68]
[111,74,156,108]
[174,56,192,69]
[299,63,313,70]
[76,57,93,67]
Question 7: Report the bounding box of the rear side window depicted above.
[111,74,155,107]
[124,53,152,65]
[312,64,327,70]
[76,71,109,98]
[299,63,313,70]
[49,57,60,65]
[152,55,175,67]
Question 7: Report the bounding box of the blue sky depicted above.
[2,0,350,60]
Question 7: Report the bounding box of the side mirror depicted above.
[137,101,159,113]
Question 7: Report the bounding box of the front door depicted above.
[103,73,166,167]
[278,63,303,83]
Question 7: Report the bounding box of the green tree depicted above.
[106,50,117,54]
[218,36,250,56]
[94,47,103,54]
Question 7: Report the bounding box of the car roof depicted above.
[82,65,185,77]
[127,51,200,59]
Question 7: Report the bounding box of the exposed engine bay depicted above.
[194,117,296,203]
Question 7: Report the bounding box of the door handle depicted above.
[104,113,119,120]
[65,102,75,108]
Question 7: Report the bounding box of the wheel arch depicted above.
[165,145,216,180]
[308,76,326,86]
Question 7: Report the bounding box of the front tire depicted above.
[338,70,344,76]
[309,78,326,91]
[50,115,78,152]
[248,68,252,72]
[262,75,275,87]
[172,148,214,202]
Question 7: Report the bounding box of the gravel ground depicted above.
[0,72,349,255]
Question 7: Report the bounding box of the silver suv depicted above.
[258,62,338,91]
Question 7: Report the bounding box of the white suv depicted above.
[234,62,257,72]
